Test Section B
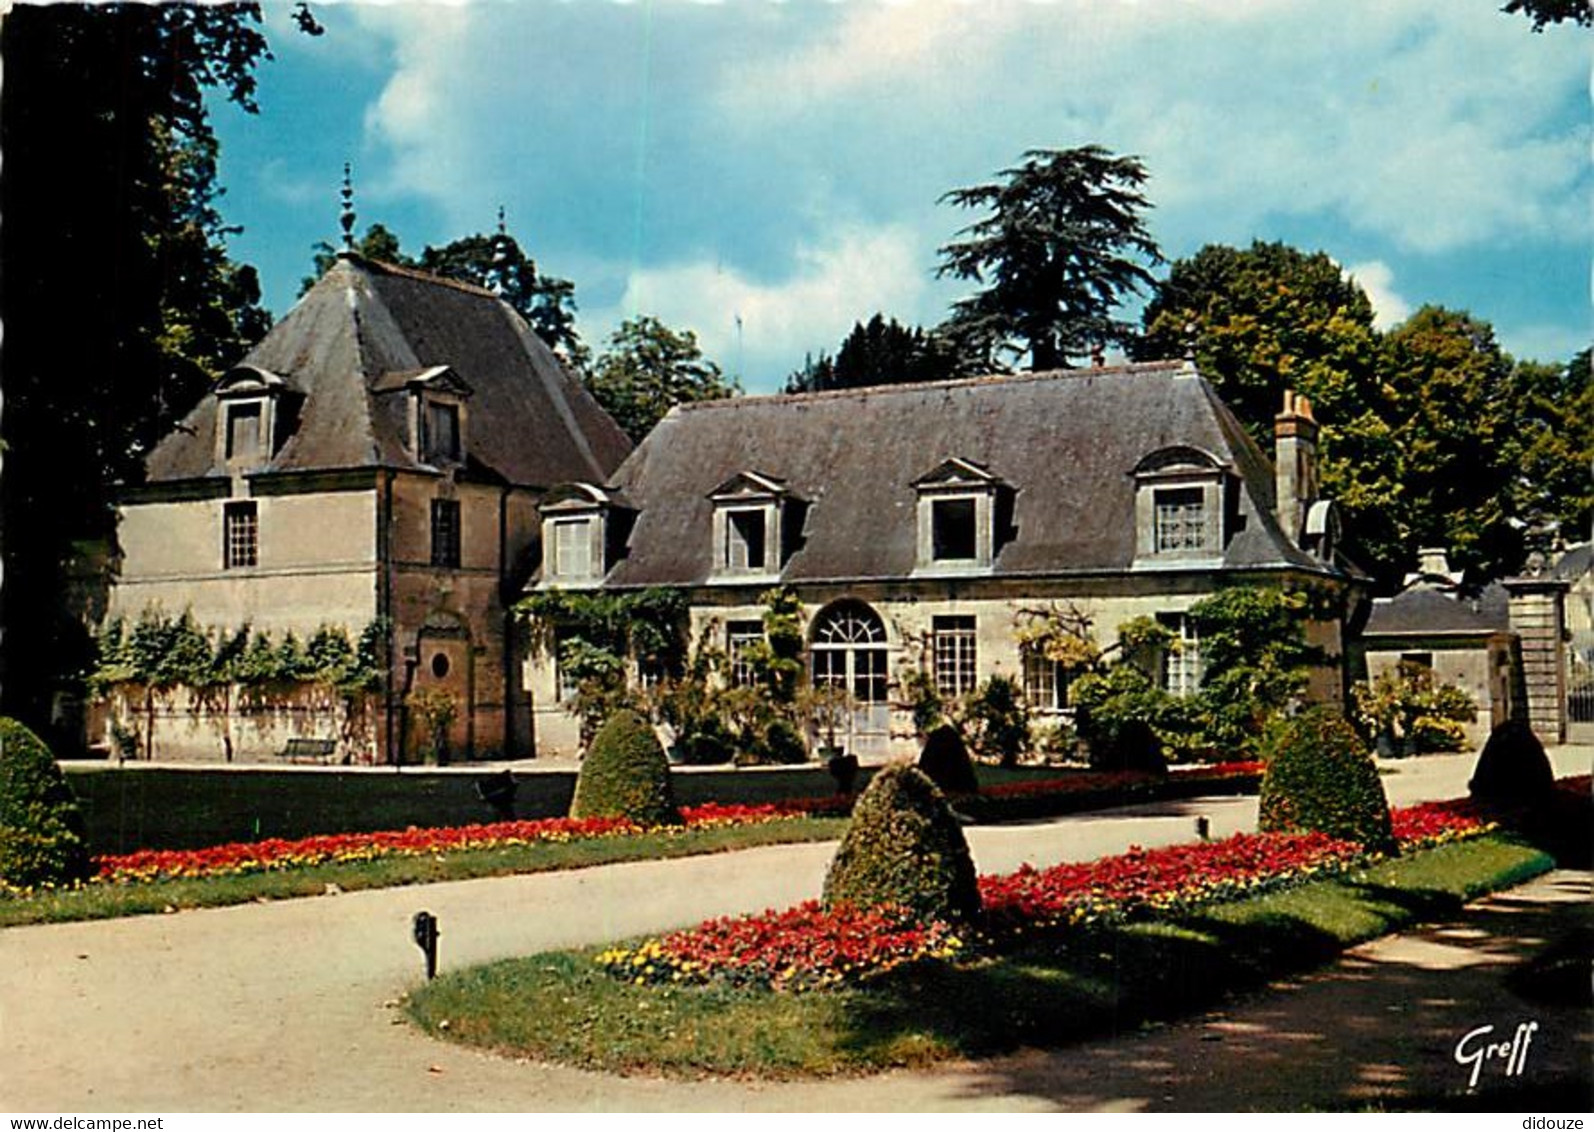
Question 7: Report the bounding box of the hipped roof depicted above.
[144,255,630,487]
[601,360,1335,587]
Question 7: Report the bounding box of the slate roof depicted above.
[1362,582,1511,637]
[1554,541,1592,583]
[599,360,1337,588]
[142,254,630,488]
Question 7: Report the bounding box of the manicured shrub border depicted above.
[7,762,1257,894]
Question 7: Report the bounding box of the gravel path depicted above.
[2,750,1588,1112]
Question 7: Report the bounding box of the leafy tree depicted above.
[1503,348,1592,558]
[1186,586,1322,752]
[1377,306,1523,582]
[784,314,968,393]
[1502,0,1590,30]
[0,3,276,736]
[585,316,738,443]
[417,228,584,366]
[937,146,1162,371]
[1071,586,1321,760]
[1137,241,1382,448]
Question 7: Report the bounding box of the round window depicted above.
[430,652,451,679]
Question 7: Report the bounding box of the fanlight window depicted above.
[810,601,889,706]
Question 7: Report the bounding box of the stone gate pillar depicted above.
[1502,574,1570,744]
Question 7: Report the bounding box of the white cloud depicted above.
[1344,261,1411,330]
[587,225,935,390]
[290,0,1586,377]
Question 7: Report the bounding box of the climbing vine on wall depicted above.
[90,610,387,760]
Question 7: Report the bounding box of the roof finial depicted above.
[339,162,357,252]
[1182,320,1198,363]
[496,204,507,238]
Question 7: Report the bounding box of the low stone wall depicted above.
[63,762,863,854]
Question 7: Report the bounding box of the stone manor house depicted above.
[106,252,1571,763]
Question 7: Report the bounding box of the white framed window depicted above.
[724,508,768,572]
[913,458,1004,572]
[225,402,264,461]
[932,615,978,698]
[811,602,890,706]
[552,517,594,579]
[1153,487,1208,553]
[1022,647,1069,713]
[931,497,978,561]
[223,501,258,569]
[1132,447,1228,565]
[1158,613,1203,697]
[726,621,764,687]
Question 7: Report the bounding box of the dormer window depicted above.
[931,498,978,561]
[1132,446,1231,566]
[709,471,795,581]
[225,402,264,461]
[538,483,613,588]
[213,365,288,469]
[370,365,473,469]
[913,457,1005,572]
[423,401,462,464]
[1153,487,1206,553]
[725,509,768,572]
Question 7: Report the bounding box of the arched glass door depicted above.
[810,601,890,754]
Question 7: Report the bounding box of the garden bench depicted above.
[277,737,338,764]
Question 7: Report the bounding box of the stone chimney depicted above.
[1274,389,1319,544]
[1409,547,1462,587]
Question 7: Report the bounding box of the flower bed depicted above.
[90,802,797,886]
[595,900,967,993]
[598,795,1496,994]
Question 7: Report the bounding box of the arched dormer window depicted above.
[708,471,797,581]
[371,365,473,468]
[538,483,612,588]
[1131,445,1231,566]
[913,457,1005,573]
[214,365,288,468]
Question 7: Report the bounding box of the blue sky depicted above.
[212,0,1590,392]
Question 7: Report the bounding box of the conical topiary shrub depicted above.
[917,723,979,795]
[1469,718,1555,805]
[0,717,92,890]
[1259,707,1393,851]
[822,763,980,922]
[569,709,681,826]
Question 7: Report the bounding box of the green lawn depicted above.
[404,835,1555,1079]
[0,816,846,928]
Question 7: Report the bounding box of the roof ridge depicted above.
[340,252,506,303]
[671,358,1192,414]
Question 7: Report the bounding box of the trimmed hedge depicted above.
[0,717,92,889]
[822,763,980,923]
[1088,717,1169,777]
[917,724,979,795]
[1259,708,1393,851]
[569,710,681,826]
[1469,718,1555,804]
